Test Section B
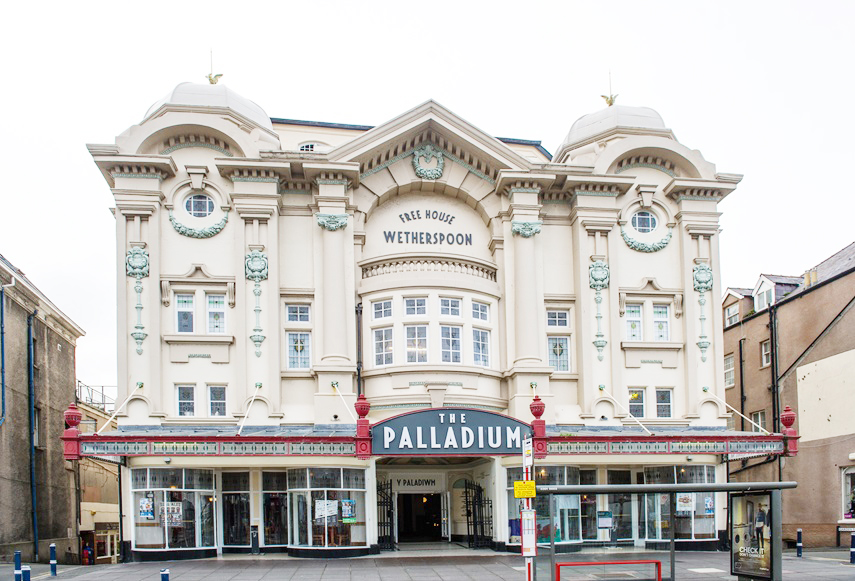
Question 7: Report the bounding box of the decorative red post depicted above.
[61,403,82,460]
[530,395,548,459]
[780,405,799,456]
[354,394,372,459]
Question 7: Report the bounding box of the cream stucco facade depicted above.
[80,82,783,559]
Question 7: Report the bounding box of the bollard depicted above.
[796,528,802,558]
[50,543,57,576]
[14,550,21,581]
[850,532,854,565]
[21,565,31,581]
[161,568,170,581]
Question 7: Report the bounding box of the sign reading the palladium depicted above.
[372,409,532,455]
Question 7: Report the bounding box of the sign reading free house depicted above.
[372,408,532,456]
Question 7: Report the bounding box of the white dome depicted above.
[560,105,667,148]
[143,82,273,131]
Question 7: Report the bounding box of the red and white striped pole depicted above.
[522,435,535,581]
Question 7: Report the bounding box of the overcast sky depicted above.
[2,1,852,389]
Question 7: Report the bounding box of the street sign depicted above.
[514,480,536,499]
[522,435,533,468]
[521,508,537,558]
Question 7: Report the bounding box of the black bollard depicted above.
[161,568,170,581]
[14,550,21,581]
[796,528,802,558]
[850,533,854,565]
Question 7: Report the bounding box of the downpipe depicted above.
[28,310,39,561]
[0,277,15,428]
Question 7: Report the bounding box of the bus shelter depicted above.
[534,481,798,581]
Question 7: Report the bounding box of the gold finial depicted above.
[206,50,222,84]
[601,70,617,106]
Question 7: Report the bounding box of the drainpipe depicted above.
[737,338,745,432]
[0,278,15,428]
[355,304,363,397]
[28,310,39,561]
[769,304,782,482]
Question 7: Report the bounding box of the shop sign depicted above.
[597,511,613,529]
[315,499,338,520]
[139,496,154,520]
[164,502,182,527]
[514,480,536,499]
[730,492,772,580]
[372,408,532,456]
[383,208,474,247]
[341,499,356,524]
[677,493,695,513]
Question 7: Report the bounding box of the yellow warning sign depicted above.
[514,480,536,499]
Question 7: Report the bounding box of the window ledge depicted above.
[363,364,503,379]
[281,371,314,379]
[162,417,239,425]
[621,341,683,351]
[164,334,234,344]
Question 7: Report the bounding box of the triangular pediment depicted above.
[329,100,533,183]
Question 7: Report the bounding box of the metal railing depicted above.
[76,381,117,413]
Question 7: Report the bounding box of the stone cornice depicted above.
[495,173,556,196]
[303,163,361,185]
[91,154,177,188]
[216,160,291,182]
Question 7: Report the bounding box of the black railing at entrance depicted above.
[377,480,395,551]
[464,481,493,548]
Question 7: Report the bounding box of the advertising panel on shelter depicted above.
[730,492,772,580]
[372,408,532,456]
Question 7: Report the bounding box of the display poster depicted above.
[520,509,537,558]
[677,493,695,513]
[341,499,356,524]
[730,492,772,580]
[704,496,714,515]
[314,499,339,521]
[164,502,183,527]
[139,496,154,520]
[597,511,613,529]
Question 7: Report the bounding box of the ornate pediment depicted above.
[160,264,236,307]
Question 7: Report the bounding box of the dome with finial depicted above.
[561,105,668,150]
[142,82,273,131]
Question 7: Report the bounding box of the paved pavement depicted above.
[8,548,855,580]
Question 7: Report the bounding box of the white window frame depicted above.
[842,467,855,519]
[652,305,670,341]
[405,325,428,363]
[440,325,462,363]
[631,210,657,233]
[626,304,643,341]
[724,354,735,388]
[286,304,310,322]
[185,193,214,217]
[547,336,570,371]
[628,389,645,418]
[405,297,427,316]
[287,332,311,369]
[472,301,489,322]
[725,304,739,327]
[473,329,490,367]
[761,340,771,367]
[176,293,195,333]
[374,327,393,366]
[177,385,195,417]
[208,385,227,417]
[33,407,42,447]
[547,310,569,327]
[655,388,672,418]
[440,297,461,316]
[750,410,767,433]
[372,300,392,320]
[206,294,226,334]
[755,288,773,312]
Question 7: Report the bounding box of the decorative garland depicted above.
[126,247,150,355]
[620,226,672,253]
[693,263,714,362]
[589,261,610,361]
[169,210,229,239]
[245,250,269,357]
[412,143,445,180]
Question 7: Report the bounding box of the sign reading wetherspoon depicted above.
[372,408,532,455]
[383,208,473,246]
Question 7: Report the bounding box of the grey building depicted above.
[0,254,85,563]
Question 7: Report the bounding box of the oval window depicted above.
[186,194,215,217]
[631,211,657,233]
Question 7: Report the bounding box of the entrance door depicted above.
[441,492,450,540]
[463,481,493,548]
[377,480,395,550]
[397,493,443,542]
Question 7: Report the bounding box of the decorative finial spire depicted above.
[206,50,222,84]
[601,70,617,106]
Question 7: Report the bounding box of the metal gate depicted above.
[377,479,396,551]
[463,480,493,548]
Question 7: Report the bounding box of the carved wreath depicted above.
[620,226,672,253]
[125,247,150,279]
[412,143,444,180]
[169,210,229,239]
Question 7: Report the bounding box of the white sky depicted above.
[2,0,852,389]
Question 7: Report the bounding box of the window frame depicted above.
[760,340,771,367]
[547,336,570,372]
[374,327,393,366]
[473,328,490,367]
[185,193,215,218]
[287,332,312,370]
[405,325,428,363]
[628,389,645,418]
[440,297,461,317]
[750,410,767,433]
[724,354,735,388]
[547,310,569,328]
[472,301,489,322]
[631,210,658,233]
[177,385,195,417]
[175,293,195,334]
[655,388,672,418]
[206,293,227,334]
[404,297,427,316]
[372,300,392,320]
[652,304,670,342]
[725,304,739,326]
[286,304,310,323]
[625,304,643,341]
[208,385,227,417]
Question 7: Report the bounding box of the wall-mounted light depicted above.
[331,381,339,389]
[137,382,144,389]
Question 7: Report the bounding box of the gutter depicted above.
[28,310,39,561]
[0,277,15,428]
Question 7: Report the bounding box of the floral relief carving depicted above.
[693,262,714,362]
[169,210,229,239]
[620,226,672,253]
[125,247,150,355]
[316,214,348,231]
[412,143,444,180]
[589,260,610,361]
[511,221,542,238]
[245,250,269,357]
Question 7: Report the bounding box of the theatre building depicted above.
[65,81,794,560]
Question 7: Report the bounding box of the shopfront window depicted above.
[263,472,288,546]
[843,468,855,519]
[608,470,633,540]
[643,465,716,540]
[288,468,367,548]
[131,468,215,551]
[507,466,582,545]
[222,472,250,546]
